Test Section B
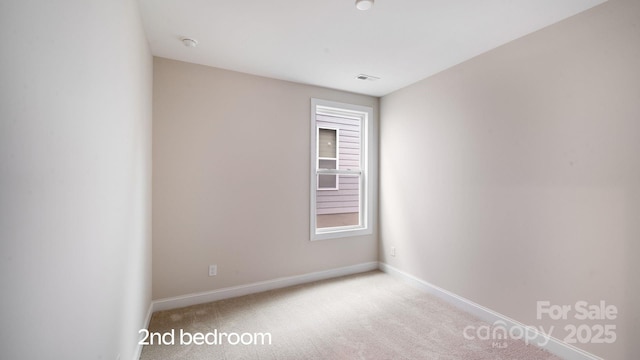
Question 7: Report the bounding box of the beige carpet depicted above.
[140,271,560,359]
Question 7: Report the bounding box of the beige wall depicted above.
[0,1,152,360]
[379,0,639,359]
[152,58,378,299]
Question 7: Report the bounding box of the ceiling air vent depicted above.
[356,74,380,81]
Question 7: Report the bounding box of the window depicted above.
[310,99,374,240]
[317,128,339,190]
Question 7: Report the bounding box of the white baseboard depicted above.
[378,262,602,360]
[132,302,154,360]
[151,262,379,312]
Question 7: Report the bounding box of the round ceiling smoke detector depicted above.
[355,0,374,11]
[181,37,198,48]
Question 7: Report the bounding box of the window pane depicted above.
[318,128,337,158]
[318,174,337,189]
[316,174,360,229]
[318,159,336,170]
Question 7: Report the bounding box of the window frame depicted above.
[310,98,374,241]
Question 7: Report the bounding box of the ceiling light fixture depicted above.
[355,0,374,11]
[181,37,198,48]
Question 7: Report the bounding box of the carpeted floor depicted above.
[140,271,560,359]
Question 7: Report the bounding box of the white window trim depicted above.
[310,98,375,241]
[316,126,340,191]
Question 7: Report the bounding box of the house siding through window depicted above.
[316,113,361,215]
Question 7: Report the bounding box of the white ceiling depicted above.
[139,0,605,97]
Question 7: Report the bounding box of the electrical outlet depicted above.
[391,246,396,257]
[208,264,217,276]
